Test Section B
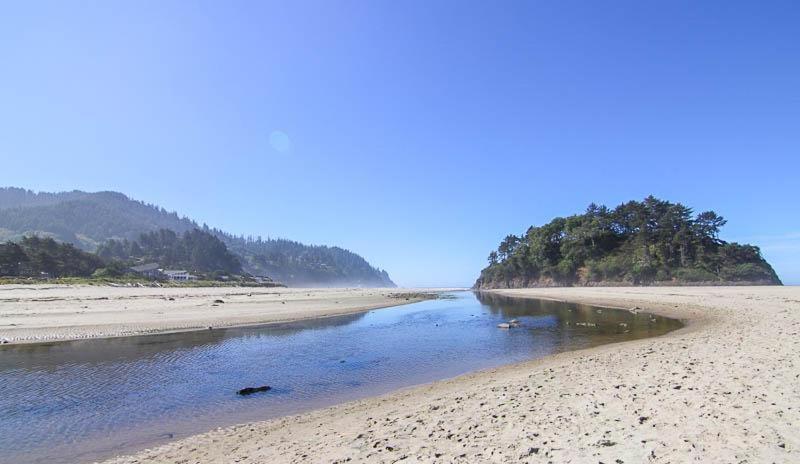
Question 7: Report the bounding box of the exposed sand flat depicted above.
[101,286,799,463]
[0,285,452,344]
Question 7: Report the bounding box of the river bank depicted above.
[102,286,798,463]
[0,286,451,344]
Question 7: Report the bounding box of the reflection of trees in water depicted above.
[475,291,569,318]
[0,312,368,370]
[473,291,682,336]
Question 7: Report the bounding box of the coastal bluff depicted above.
[476,196,781,289]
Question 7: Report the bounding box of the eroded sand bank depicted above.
[0,286,451,344]
[100,286,799,463]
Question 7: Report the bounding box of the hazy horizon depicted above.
[2,1,799,286]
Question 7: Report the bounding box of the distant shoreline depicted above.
[0,286,457,345]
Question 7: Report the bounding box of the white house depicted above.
[161,270,198,281]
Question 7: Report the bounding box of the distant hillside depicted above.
[476,196,781,289]
[0,188,197,248]
[0,187,95,210]
[0,187,395,287]
[0,235,104,278]
[214,231,394,287]
[97,229,243,275]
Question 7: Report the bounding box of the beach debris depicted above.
[575,322,597,327]
[629,306,640,314]
[618,322,628,328]
[168,297,175,301]
[498,320,521,329]
[520,447,540,457]
[1,338,10,344]
[237,385,271,396]
[213,299,225,304]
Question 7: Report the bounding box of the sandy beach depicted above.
[97,286,799,463]
[0,285,450,344]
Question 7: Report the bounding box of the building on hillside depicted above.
[162,270,198,281]
[252,275,273,284]
[129,263,163,279]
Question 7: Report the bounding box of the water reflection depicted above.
[475,292,679,337]
[1,312,367,370]
[0,292,681,464]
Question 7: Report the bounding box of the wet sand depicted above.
[0,286,450,344]
[101,286,799,463]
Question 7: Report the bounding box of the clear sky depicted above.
[1,1,798,286]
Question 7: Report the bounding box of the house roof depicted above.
[130,263,161,272]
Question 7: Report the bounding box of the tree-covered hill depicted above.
[0,187,95,210]
[0,189,197,248]
[97,229,242,275]
[475,196,781,289]
[0,187,395,287]
[212,231,394,287]
[0,236,104,278]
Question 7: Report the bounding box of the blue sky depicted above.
[1,1,798,286]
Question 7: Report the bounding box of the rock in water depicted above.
[237,385,271,396]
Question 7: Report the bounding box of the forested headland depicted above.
[475,196,781,289]
[0,187,395,287]
[97,229,243,276]
[0,229,260,284]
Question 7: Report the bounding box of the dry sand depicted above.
[99,286,799,463]
[0,285,451,344]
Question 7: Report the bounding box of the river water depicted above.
[0,291,681,463]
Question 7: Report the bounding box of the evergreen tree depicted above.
[476,196,781,288]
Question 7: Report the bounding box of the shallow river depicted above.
[0,291,681,463]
